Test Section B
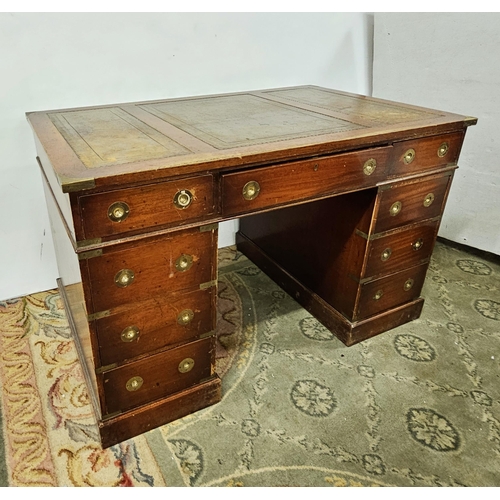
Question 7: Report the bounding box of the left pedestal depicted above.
[40,167,221,449]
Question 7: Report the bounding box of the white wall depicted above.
[0,12,374,301]
[373,12,500,256]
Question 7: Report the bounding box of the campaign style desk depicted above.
[27,86,476,448]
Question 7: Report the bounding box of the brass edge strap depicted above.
[56,278,102,420]
[199,330,215,339]
[77,238,102,248]
[199,223,219,232]
[200,279,217,290]
[101,410,122,421]
[95,363,118,374]
[87,310,111,321]
[78,249,103,260]
[355,229,369,240]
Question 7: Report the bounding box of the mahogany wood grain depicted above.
[373,171,453,233]
[100,336,215,415]
[222,147,391,217]
[388,130,465,176]
[238,190,377,319]
[236,231,425,346]
[363,219,440,279]
[93,287,215,367]
[83,227,215,313]
[355,262,429,321]
[99,376,221,449]
[78,174,215,240]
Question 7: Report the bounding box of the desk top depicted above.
[27,85,476,193]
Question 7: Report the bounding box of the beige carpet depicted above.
[1,242,500,487]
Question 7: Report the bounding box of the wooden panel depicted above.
[78,174,215,240]
[222,146,391,217]
[389,131,465,176]
[84,228,215,313]
[363,219,440,279]
[356,263,429,320]
[100,336,215,415]
[373,172,452,233]
[236,231,425,347]
[238,190,377,319]
[94,287,215,367]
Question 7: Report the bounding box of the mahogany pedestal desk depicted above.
[27,86,476,448]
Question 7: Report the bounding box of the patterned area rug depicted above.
[1,242,500,487]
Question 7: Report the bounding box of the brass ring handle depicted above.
[242,181,261,201]
[121,325,140,342]
[390,201,402,216]
[175,254,193,272]
[363,158,377,176]
[373,290,384,301]
[381,248,392,262]
[437,142,449,157]
[126,376,143,392]
[178,358,195,373]
[108,201,130,222]
[423,193,435,207]
[114,269,135,288]
[173,189,193,209]
[404,278,414,291]
[403,148,416,165]
[177,309,194,326]
[412,238,424,251]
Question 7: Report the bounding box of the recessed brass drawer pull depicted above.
[175,254,193,272]
[403,148,416,164]
[363,158,377,176]
[121,325,140,343]
[423,193,435,207]
[437,142,449,157]
[381,248,392,262]
[412,238,424,251]
[173,189,193,209]
[114,269,135,288]
[108,201,130,222]
[404,278,414,291]
[178,358,195,373]
[373,290,384,301]
[126,376,143,392]
[177,309,194,326]
[242,181,260,201]
[390,201,402,216]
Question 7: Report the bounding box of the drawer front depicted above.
[389,131,464,176]
[356,263,428,321]
[222,146,392,217]
[363,220,439,279]
[84,228,215,313]
[94,287,215,367]
[373,173,451,233]
[79,174,214,240]
[101,336,215,415]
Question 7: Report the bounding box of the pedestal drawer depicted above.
[93,286,215,367]
[78,174,215,240]
[100,336,215,415]
[82,227,216,313]
[363,219,439,280]
[222,146,392,217]
[389,131,464,176]
[355,262,428,321]
[373,172,452,233]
